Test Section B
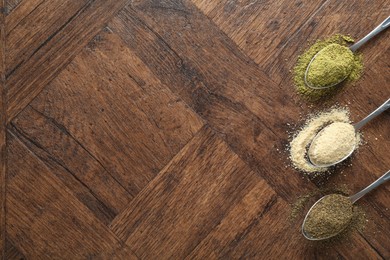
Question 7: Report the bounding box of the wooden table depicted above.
[1,0,389,258]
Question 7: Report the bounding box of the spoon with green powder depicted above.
[302,169,390,240]
[304,16,390,89]
[308,98,390,167]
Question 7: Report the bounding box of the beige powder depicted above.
[289,108,352,173]
[308,122,357,166]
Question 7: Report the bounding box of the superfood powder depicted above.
[304,194,353,239]
[306,43,355,88]
[293,35,363,101]
[308,122,357,166]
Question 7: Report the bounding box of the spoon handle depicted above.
[350,16,390,52]
[350,170,390,204]
[354,98,390,131]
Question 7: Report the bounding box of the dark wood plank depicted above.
[109,1,315,203]
[110,127,272,258]
[3,0,388,257]
[188,194,381,259]
[5,0,42,30]
[110,126,381,259]
[357,196,390,259]
[6,0,131,122]
[0,0,6,257]
[6,132,138,259]
[9,106,133,225]
[186,182,311,259]
[191,0,389,86]
[5,239,25,260]
[4,0,21,14]
[109,2,389,255]
[6,0,87,73]
[191,0,328,67]
[10,28,204,217]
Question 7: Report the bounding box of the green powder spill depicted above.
[293,34,363,101]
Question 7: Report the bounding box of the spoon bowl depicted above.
[302,170,390,240]
[308,98,390,168]
[304,16,390,89]
[308,122,357,167]
[301,194,353,241]
[304,46,351,90]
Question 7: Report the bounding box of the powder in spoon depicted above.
[293,34,363,101]
[306,44,355,88]
[308,122,357,166]
[289,108,353,174]
[303,194,353,239]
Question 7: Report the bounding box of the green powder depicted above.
[306,44,355,88]
[293,34,363,101]
[290,186,367,242]
[304,194,353,239]
[290,186,352,221]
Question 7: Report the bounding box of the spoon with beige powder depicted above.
[302,169,390,240]
[308,98,390,167]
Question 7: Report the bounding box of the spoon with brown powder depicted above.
[302,169,390,240]
[308,98,390,167]
[304,16,390,89]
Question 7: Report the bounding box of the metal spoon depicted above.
[304,15,390,89]
[302,169,390,240]
[308,98,390,167]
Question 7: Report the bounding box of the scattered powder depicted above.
[289,108,353,174]
[290,185,352,221]
[306,44,355,88]
[308,122,358,166]
[293,34,363,101]
[303,194,353,239]
[290,193,315,220]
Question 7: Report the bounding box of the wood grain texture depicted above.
[9,106,133,225]
[191,0,328,67]
[257,1,390,255]
[5,0,131,121]
[2,0,389,257]
[6,133,138,259]
[188,197,382,259]
[9,28,204,224]
[0,0,6,257]
[186,183,310,259]
[111,126,382,258]
[184,0,390,256]
[110,127,270,258]
[4,0,21,15]
[110,2,315,203]
[4,239,24,260]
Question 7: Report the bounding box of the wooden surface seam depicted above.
[0,0,6,257]
[1,0,389,258]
